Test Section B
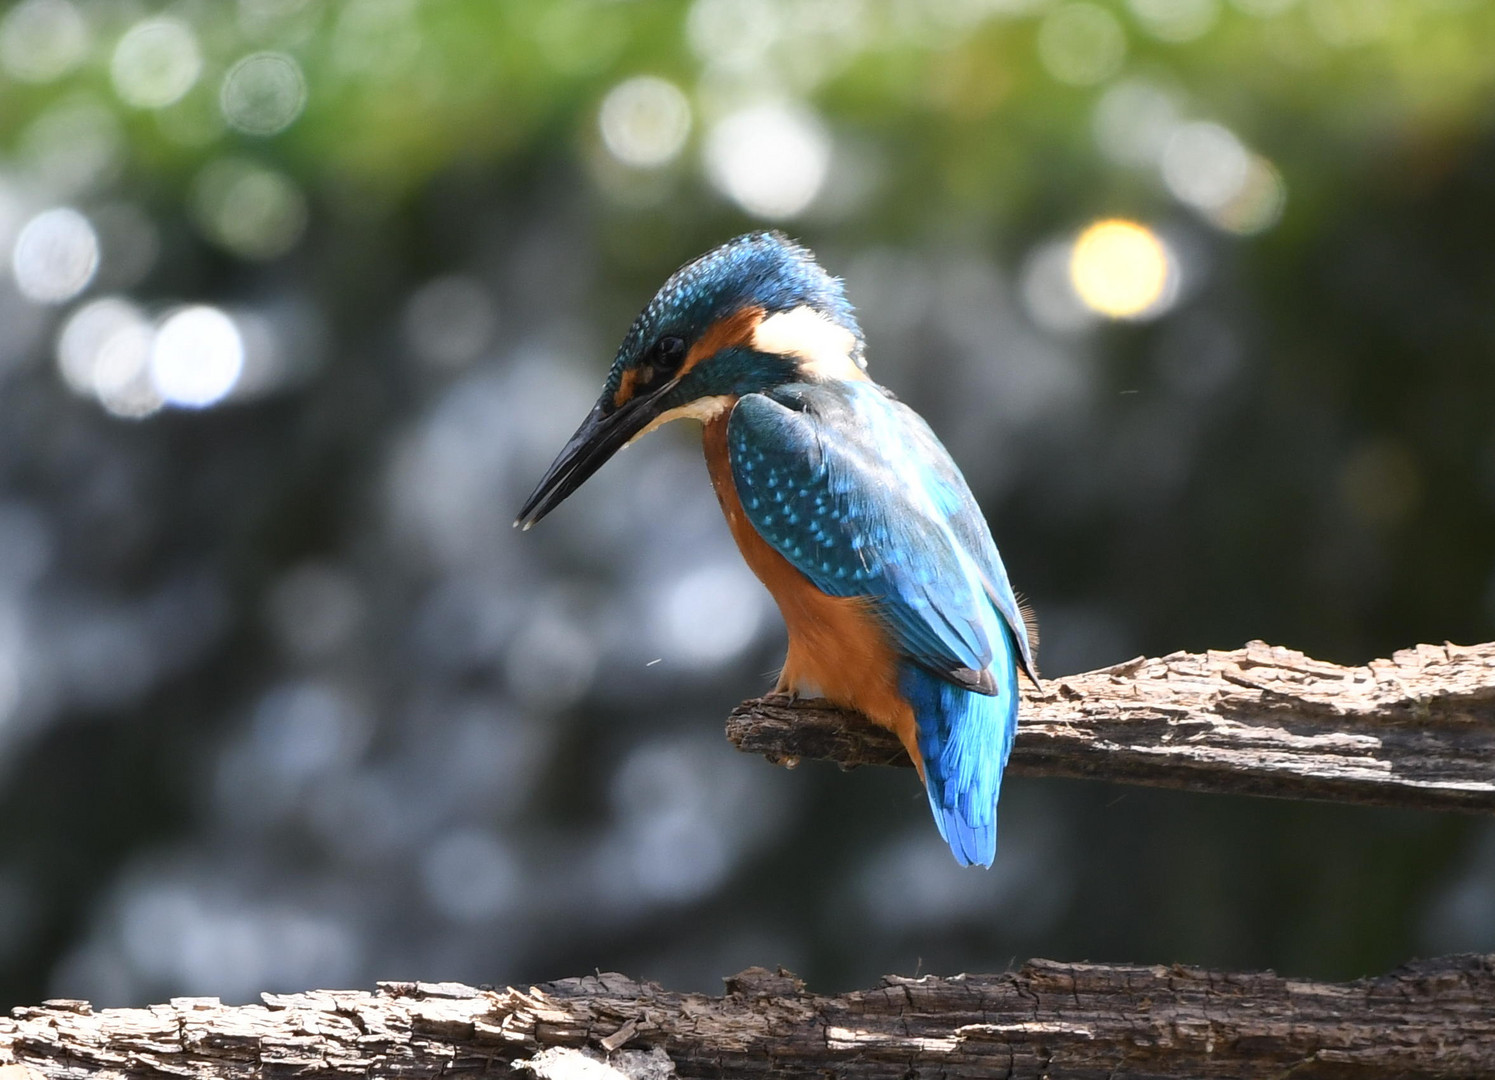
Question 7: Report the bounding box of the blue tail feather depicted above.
[900,629,1020,868]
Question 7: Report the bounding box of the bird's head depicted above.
[516,231,864,527]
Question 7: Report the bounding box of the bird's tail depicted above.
[899,630,1020,868]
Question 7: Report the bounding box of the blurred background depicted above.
[0,0,1491,1009]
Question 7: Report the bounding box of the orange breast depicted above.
[701,410,922,775]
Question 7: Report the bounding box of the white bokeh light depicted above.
[92,321,162,419]
[12,207,99,304]
[0,0,88,84]
[599,76,692,168]
[1160,118,1267,221]
[1093,78,1183,168]
[220,52,308,135]
[1161,120,1249,212]
[110,18,202,109]
[1069,219,1179,320]
[655,562,765,666]
[57,298,162,418]
[150,306,245,409]
[704,102,831,219]
[56,296,145,394]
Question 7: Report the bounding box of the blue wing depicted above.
[727,381,1032,868]
[726,382,1033,690]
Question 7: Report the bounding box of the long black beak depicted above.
[514,384,675,529]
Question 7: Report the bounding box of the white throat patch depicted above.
[626,393,733,445]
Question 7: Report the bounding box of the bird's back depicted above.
[718,379,1029,866]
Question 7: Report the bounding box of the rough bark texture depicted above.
[7,642,1490,1078]
[727,640,1495,813]
[2,956,1493,1079]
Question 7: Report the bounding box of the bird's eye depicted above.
[655,336,686,369]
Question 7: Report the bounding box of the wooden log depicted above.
[2,955,1492,1078]
[727,640,1495,813]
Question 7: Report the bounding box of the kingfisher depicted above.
[516,232,1038,867]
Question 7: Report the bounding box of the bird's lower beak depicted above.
[514,385,674,529]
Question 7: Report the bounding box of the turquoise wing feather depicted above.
[727,381,1031,868]
[726,382,1031,689]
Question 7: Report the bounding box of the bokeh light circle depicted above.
[150,306,245,408]
[704,102,830,219]
[1093,78,1182,168]
[91,320,161,419]
[220,52,308,136]
[655,563,765,666]
[110,17,202,109]
[56,296,145,395]
[57,297,162,417]
[599,76,692,168]
[1162,121,1250,213]
[0,0,89,84]
[1069,219,1175,320]
[12,206,99,304]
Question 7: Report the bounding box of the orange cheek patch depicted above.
[612,368,640,409]
[680,306,765,377]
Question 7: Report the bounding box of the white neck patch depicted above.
[751,306,866,382]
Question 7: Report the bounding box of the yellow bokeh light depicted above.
[1069,218,1173,319]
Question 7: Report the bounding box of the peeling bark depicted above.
[728,640,1495,813]
[3,956,1493,1079]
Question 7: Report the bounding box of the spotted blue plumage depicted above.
[728,379,1034,867]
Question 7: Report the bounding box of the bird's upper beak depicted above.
[514,380,677,529]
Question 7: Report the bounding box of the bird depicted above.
[516,232,1037,867]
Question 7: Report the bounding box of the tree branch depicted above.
[3,955,1492,1079]
[726,640,1495,813]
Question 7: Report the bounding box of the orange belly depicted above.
[702,411,922,776]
